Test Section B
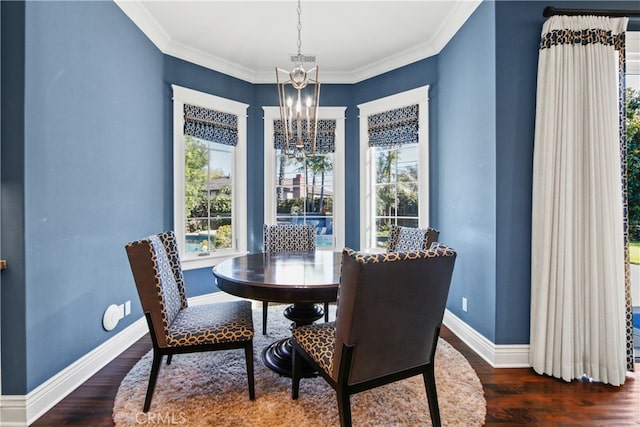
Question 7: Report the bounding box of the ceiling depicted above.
[115,0,482,84]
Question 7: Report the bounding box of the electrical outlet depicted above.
[125,300,131,316]
[462,297,468,312]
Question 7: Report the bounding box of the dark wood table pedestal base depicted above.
[261,302,324,378]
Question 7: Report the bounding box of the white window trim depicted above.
[262,106,346,251]
[172,84,248,270]
[358,86,430,252]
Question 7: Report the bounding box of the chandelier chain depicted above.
[296,0,302,57]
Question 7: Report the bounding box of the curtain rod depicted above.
[543,6,640,18]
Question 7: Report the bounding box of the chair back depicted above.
[386,225,440,252]
[125,231,188,348]
[333,244,456,384]
[263,224,316,253]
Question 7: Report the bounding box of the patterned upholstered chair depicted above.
[291,244,457,427]
[262,223,330,334]
[125,231,255,412]
[386,224,440,252]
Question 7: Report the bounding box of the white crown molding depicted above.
[115,0,481,84]
[114,0,171,52]
[443,309,530,368]
[1,292,239,426]
[163,39,260,83]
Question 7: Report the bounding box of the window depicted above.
[358,87,429,251]
[263,106,346,250]
[173,85,247,269]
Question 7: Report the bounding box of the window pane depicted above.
[375,149,396,184]
[212,222,233,249]
[185,220,213,255]
[373,144,419,238]
[397,181,418,217]
[397,145,418,182]
[315,217,333,248]
[208,146,232,177]
[185,137,208,185]
[375,218,393,249]
[397,218,419,228]
[376,183,397,217]
[276,154,305,181]
[184,137,234,257]
[274,149,335,248]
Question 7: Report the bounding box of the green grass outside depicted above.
[631,242,640,265]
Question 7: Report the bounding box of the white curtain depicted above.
[530,15,629,386]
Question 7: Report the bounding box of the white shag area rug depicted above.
[113,304,486,426]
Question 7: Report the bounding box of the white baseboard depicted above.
[0,295,527,426]
[0,292,238,426]
[0,395,27,427]
[443,309,530,368]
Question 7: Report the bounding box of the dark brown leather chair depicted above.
[125,231,255,412]
[291,244,457,427]
[386,224,440,252]
[262,224,329,334]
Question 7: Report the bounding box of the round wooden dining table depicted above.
[213,250,341,377]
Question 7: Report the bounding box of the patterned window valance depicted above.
[274,119,336,154]
[184,104,238,146]
[540,28,625,51]
[368,104,419,148]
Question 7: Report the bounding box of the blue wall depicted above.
[438,1,498,341]
[2,0,639,395]
[2,0,166,393]
[1,0,28,395]
[494,0,542,345]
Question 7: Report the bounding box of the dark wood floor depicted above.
[33,326,639,426]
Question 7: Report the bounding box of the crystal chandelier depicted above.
[275,0,320,161]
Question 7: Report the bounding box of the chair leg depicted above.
[244,341,255,401]
[324,302,329,322]
[423,363,441,427]
[143,350,163,412]
[291,347,301,399]
[166,354,173,365]
[262,301,269,335]
[336,387,352,427]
